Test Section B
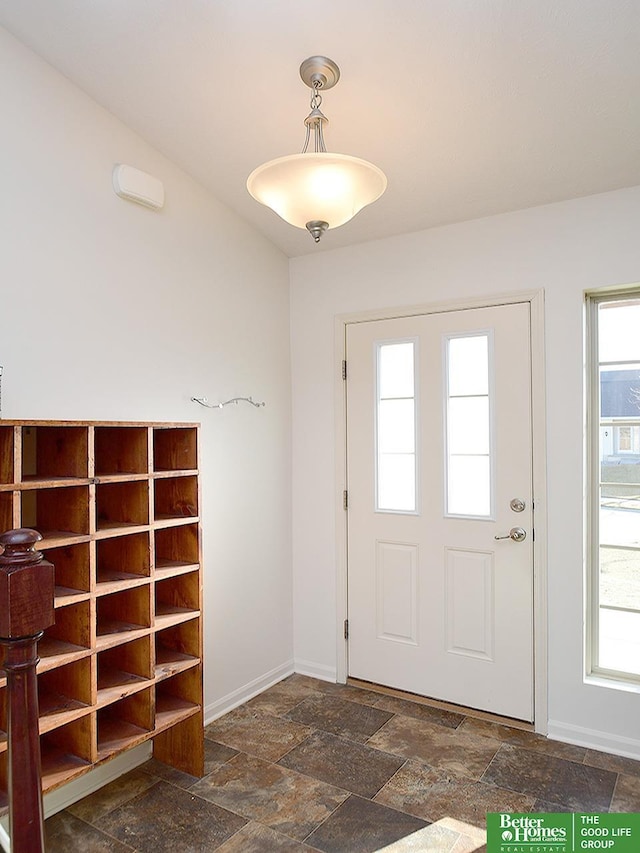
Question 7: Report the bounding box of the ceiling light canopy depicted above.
[247,56,387,243]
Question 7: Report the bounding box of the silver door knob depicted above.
[495,526,527,542]
[510,498,526,513]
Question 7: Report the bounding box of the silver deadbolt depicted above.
[510,498,526,513]
[494,526,527,542]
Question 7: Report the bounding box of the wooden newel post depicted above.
[0,529,55,853]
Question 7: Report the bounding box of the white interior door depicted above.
[346,303,534,720]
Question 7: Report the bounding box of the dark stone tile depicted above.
[458,718,587,762]
[304,794,428,853]
[279,729,404,798]
[482,744,617,811]
[216,821,317,851]
[368,714,501,779]
[204,739,240,775]
[285,694,392,742]
[375,759,534,828]
[204,706,312,761]
[140,756,200,789]
[373,695,464,729]
[610,773,640,812]
[585,748,640,778]
[190,752,348,841]
[94,779,247,852]
[246,679,323,716]
[46,811,135,853]
[68,768,158,823]
[532,800,576,813]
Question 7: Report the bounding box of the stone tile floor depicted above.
[45,675,640,852]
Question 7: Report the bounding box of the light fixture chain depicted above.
[310,82,322,111]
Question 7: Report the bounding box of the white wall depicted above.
[290,185,640,756]
[0,27,293,715]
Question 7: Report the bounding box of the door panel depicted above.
[346,303,534,720]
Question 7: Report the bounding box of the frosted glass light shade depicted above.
[247,152,387,230]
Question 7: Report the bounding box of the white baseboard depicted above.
[547,720,640,761]
[204,659,294,724]
[293,658,337,683]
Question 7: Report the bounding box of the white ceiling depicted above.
[1,1,639,258]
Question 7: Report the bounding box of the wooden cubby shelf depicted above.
[21,425,89,482]
[0,427,14,485]
[97,637,152,709]
[0,420,203,804]
[153,427,197,473]
[21,485,90,544]
[154,475,198,522]
[155,618,200,681]
[96,532,151,594]
[0,493,13,535]
[47,542,91,607]
[96,480,149,533]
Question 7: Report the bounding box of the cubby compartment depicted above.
[95,427,148,477]
[0,426,14,484]
[154,524,199,578]
[154,476,198,521]
[40,716,93,792]
[39,601,91,672]
[97,690,153,760]
[0,492,13,534]
[98,637,152,708]
[96,585,151,651]
[96,533,151,594]
[154,572,200,630]
[21,485,90,543]
[38,658,92,734]
[153,427,197,472]
[155,618,200,681]
[21,425,88,481]
[155,669,201,733]
[44,542,91,606]
[96,480,149,531]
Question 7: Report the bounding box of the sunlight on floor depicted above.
[377,816,487,851]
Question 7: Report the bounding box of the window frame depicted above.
[586,288,640,686]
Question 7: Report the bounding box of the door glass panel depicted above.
[378,455,416,512]
[378,399,415,454]
[376,341,416,512]
[448,336,489,396]
[446,333,492,517]
[448,456,491,516]
[379,342,415,398]
[448,397,490,455]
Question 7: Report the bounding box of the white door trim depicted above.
[334,289,548,733]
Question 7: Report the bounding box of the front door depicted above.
[346,303,534,720]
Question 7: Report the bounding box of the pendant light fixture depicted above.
[247,56,387,243]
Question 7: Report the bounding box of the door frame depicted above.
[334,289,548,732]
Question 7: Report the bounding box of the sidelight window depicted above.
[587,291,640,681]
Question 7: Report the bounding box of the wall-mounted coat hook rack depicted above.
[191,395,266,410]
